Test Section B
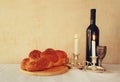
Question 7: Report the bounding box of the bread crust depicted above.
[21,48,69,71]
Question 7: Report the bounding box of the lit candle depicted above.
[74,34,78,55]
[92,34,96,57]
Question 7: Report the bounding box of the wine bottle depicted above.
[86,9,99,65]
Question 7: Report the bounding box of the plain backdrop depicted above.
[0,0,120,64]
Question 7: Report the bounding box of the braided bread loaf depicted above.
[21,48,69,71]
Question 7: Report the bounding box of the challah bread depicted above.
[21,48,69,71]
[54,50,69,66]
[29,50,41,62]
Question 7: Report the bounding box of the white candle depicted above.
[92,34,96,57]
[74,34,78,55]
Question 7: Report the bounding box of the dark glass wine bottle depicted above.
[86,9,99,65]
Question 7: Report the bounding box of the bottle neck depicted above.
[90,19,96,25]
[90,9,96,25]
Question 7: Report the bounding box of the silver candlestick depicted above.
[91,56,97,71]
[85,56,98,71]
[85,56,105,72]
[68,53,83,69]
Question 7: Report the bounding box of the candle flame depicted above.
[92,34,96,40]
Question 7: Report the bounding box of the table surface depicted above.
[0,64,120,82]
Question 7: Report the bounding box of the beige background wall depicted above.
[0,0,120,64]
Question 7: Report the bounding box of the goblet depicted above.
[97,46,107,67]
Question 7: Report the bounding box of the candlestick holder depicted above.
[68,53,83,69]
[85,56,105,72]
[90,56,97,71]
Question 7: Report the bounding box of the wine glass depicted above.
[97,46,107,67]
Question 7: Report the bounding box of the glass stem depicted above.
[99,59,102,67]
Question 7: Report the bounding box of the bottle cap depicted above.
[91,9,96,13]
